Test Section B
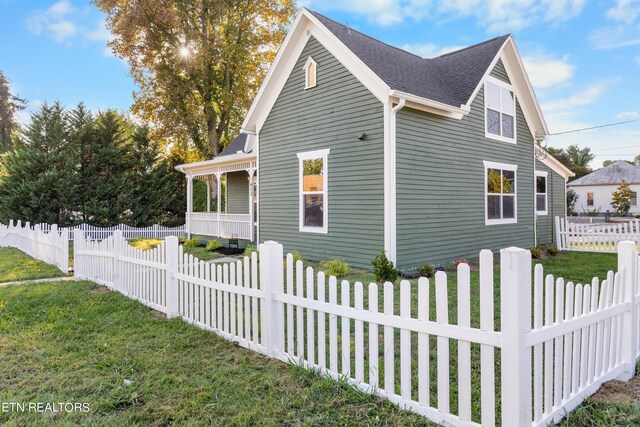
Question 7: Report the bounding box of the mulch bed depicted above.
[213,247,245,256]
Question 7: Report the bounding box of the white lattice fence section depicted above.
[0,220,69,272]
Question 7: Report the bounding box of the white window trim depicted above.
[535,170,548,216]
[304,57,317,89]
[483,160,518,225]
[297,149,329,233]
[484,75,517,144]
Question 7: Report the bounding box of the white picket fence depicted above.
[68,223,186,240]
[556,216,640,253]
[0,220,69,272]
[72,229,640,426]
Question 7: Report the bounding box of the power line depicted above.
[548,118,640,136]
[591,143,640,152]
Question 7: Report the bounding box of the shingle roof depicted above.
[308,10,509,107]
[568,161,640,186]
[219,133,248,157]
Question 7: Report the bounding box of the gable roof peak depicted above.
[432,34,512,60]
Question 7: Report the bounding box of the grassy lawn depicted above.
[0,247,65,282]
[0,280,431,426]
[2,245,634,425]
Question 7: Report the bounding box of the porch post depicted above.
[206,178,211,212]
[186,175,193,238]
[215,172,222,238]
[215,172,222,214]
[247,168,256,242]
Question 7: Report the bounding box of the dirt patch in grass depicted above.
[90,285,110,293]
[149,309,166,319]
[591,377,640,405]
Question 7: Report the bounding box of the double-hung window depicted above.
[535,171,548,215]
[484,161,517,225]
[485,77,516,142]
[298,149,329,233]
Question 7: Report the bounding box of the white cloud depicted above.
[616,111,640,120]
[27,1,77,41]
[522,53,574,90]
[16,99,44,126]
[86,20,115,56]
[607,0,640,24]
[401,43,465,57]
[589,26,640,49]
[304,0,586,31]
[541,83,607,113]
[48,20,78,42]
[26,2,115,56]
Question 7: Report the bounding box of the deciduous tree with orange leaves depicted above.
[94,0,296,158]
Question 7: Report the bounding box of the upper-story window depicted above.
[304,57,317,89]
[485,76,516,143]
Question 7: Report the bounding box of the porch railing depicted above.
[190,212,252,240]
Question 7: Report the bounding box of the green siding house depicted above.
[177,8,574,269]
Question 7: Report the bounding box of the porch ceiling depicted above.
[175,153,257,179]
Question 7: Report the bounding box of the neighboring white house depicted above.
[568,160,640,215]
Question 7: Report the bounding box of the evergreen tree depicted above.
[0,70,26,152]
[0,102,189,227]
[125,125,184,226]
[80,110,135,226]
[68,103,96,222]
[0,102,75,224]
[612,179,633,217]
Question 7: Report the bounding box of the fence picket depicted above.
[329,276,338,373]
[341,280,351,377]
[457,264,471,421]
[415,277,430,407]
[306,267,316,365]
[368,283,379,388]
[383,281,394,395]
[400,280,411,401]
[435,271,450,413]
[354,282,364,383]
[479,250,495,427]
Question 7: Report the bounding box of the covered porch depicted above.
[176,136,257,242]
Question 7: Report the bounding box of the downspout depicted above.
[385,98,406,265]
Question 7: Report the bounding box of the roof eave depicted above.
[175,153,257,174]
[390,90,469,119]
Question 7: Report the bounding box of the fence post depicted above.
[73,230,83,279]
[165,236,179,318]
[260,240,284,357]
[617,240,638,381]
[112,230,123,292]
[34,223,41,260]
[500,247,532,427]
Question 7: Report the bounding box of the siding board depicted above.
[259,37,385,268]
[535,160,566,246]
[226,171,249,214]
[396,59,536,269]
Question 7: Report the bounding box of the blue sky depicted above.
[1,0,639,167]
